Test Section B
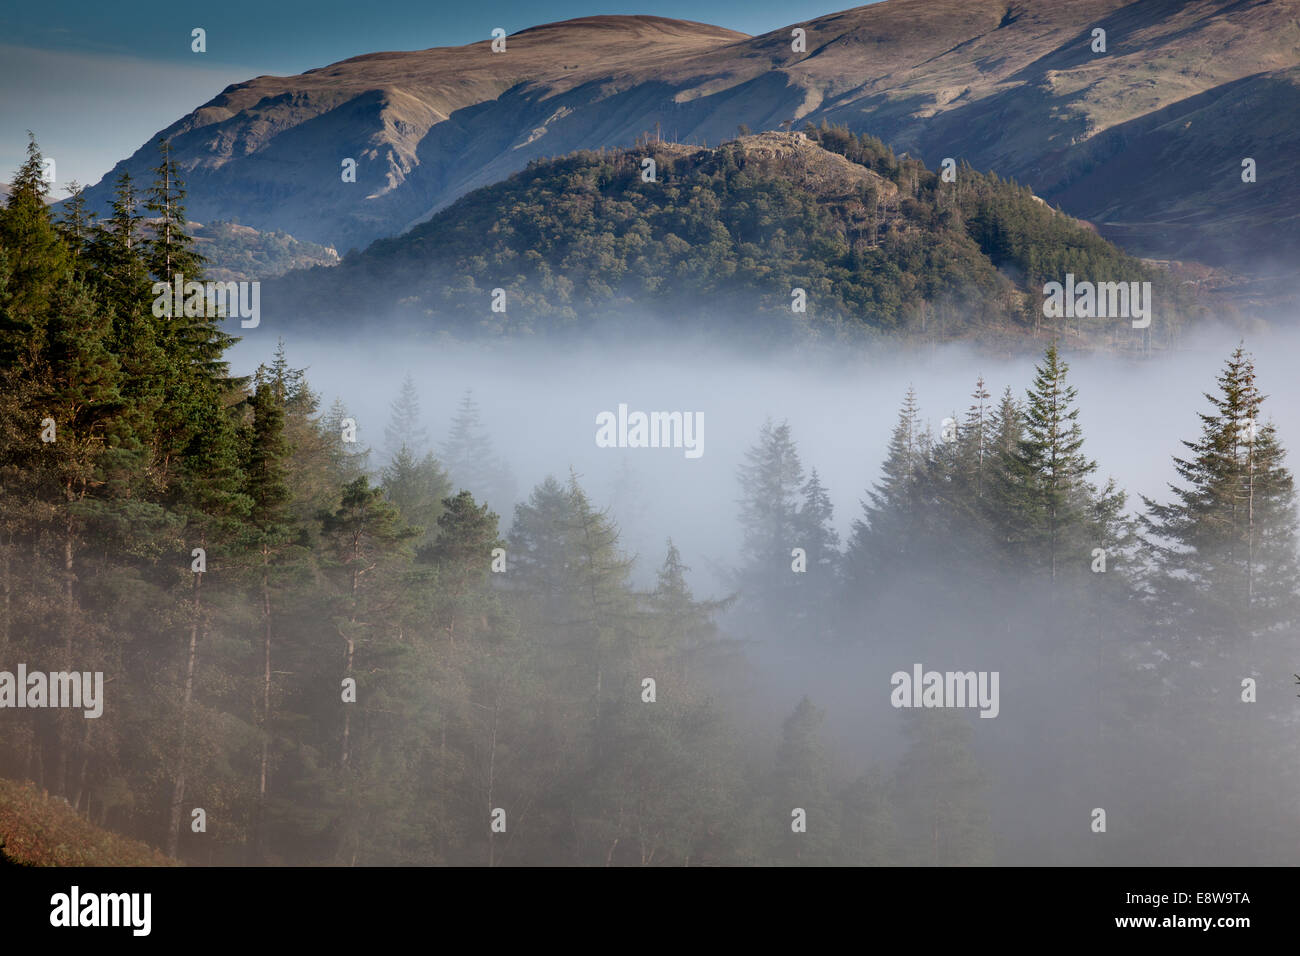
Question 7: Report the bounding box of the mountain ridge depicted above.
[72,0,1300,275]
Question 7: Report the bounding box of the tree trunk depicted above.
[255,545,273,860]
[168,557,203,857]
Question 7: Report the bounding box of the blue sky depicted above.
[2,0,877,191]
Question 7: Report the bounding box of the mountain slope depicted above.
[263,130,1195,348]
[77,1,1300,273]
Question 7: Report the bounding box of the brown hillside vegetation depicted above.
[0,779,176,867]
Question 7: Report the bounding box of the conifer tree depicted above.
[995,344,1125,581]
[316,476,417,861]
[892,711,994,865]
[143,138,204,285]
[440,389,516,514]
[646,540,732,657]
[1142,345,1300,643]
[772,697,838,865]
[845,388,923,588]
[384,373,429,459]
[57,181,95,267]
[89,171,148,322]
[0,134,70,360]
[736,419,806,632]
[243,373,298,860]
[420,489,503,645]
[792,468,840,636]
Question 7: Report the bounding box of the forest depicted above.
[1,134,1297,866]
[266,123,1199,347]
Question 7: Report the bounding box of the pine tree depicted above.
[1142,345,1300,644]
[440,389,515,515]
[143,138,204,286]
[995,344,1125,581]
[384,373,429,459]
[646,540,732,655]
[89,171,148,322]
[892,711,994,865]
[316,476,418,862]
[322,398,371,483]
[772,697,838,865]
[792,468,840,636]
[57,181,95,267]
[419,489,503,645]
[0,134,70,361]
[845,388,924,590]
[736,419,806,632]
[244,372,297,861]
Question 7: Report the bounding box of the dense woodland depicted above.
[1,135,1296,866]
[269,123,1200,347]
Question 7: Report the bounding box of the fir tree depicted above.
[384,373,430,459]
[845,388,924,588]
[772,697,838,865]
[1142,345,1300,643]
[996,344,1125,581]
[0,133,70,359]
[440,389,515,515]
[419,489,503,645]
[892,711,994,865]
[143,138,204,286]
[736,419,805,631]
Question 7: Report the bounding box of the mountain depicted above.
[75,1,1300,277]
[262,130,1200,349]
[190,220,339,281]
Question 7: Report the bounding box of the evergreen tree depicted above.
[57,181,95,267]
[844,388,924,593]
[1142,345,1300,643]
[384,373,429,459]
[994,344,1126,581]
[143,138,204,286]
[316,476,418,862]
[771,697,838,865]
[736,419,806,633]
[440,389,515,515]
[243,372,299,860]
[419,489,503,645]
[645,540,732,658]
[892,711,994,865]
[0,134,70,361]
[88,171,148,322]
[381,446,450,548]
[792,468,840,637]
[322,398,371,483]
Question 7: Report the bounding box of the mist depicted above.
[229,321,1300,592]
[223,320,1300,866]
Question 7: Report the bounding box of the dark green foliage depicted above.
[274,128,1182,346]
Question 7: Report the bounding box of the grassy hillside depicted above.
[0,779,175,867]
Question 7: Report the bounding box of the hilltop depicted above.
[263,129,1198,349]
[71,1,1300,278]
